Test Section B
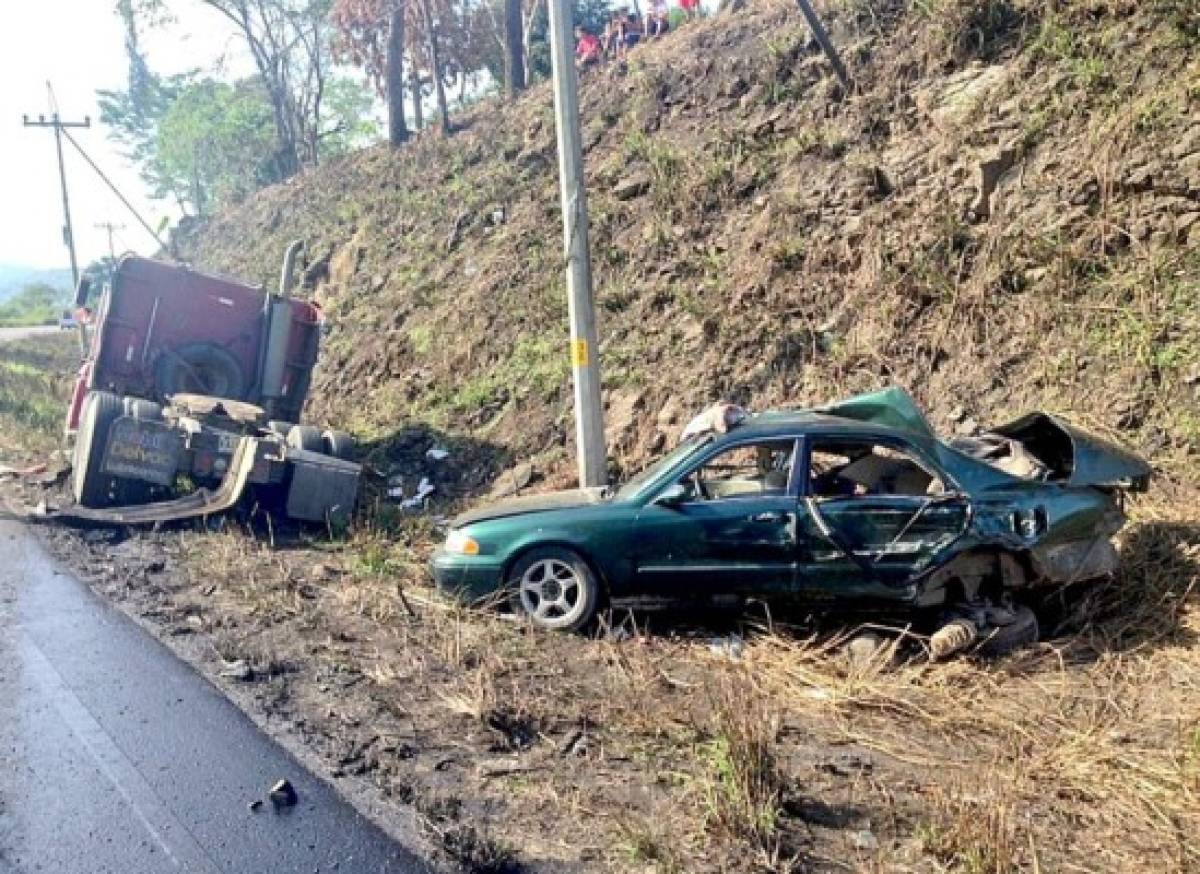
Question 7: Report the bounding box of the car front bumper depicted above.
[430,552,506,601]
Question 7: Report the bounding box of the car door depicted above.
[632,438,801,602]
[796,435,970,608]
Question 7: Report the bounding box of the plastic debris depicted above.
[389,476,436,509]
[708,632,745,660]
[268,778,298,808]
[426,447,450,462]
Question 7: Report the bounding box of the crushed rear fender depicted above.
[991,413,1151,491]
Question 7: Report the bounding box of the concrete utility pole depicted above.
[546,0,607,487]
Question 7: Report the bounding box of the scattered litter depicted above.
[268,778,298,809]
[248,799,263,812]
[842,632,885,668]
[852,828,879,851]
[708,632,745,660]
[425,447,450,462]
[219,659,254,681]
[389,476,436,509]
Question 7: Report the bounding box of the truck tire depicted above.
[72,391,123,508]
[286,424,323,452]
[154,343,246,400]
[321,429,355,460]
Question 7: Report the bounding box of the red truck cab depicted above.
[64,249,359,525]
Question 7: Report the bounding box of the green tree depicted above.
[155,78,279,215]
[319,77,383,155]
[0,284,69,328]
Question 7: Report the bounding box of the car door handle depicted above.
[750,511,785,523]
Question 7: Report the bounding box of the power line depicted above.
[59,127,167,254]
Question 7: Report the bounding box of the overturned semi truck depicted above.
[54,243,360,526]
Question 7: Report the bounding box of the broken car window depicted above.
[680,440,795,501]
[809,440,944,498]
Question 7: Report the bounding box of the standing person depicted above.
[621,8,643,55]
[679,0,700,22]
[601,17,618,58]
[646,0,670,37]
[575,25,602,68]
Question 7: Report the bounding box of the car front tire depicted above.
[507,546,600,632]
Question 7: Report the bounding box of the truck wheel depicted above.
[321,429,354,460]
[72,391,123,508]
[286,424,322,452]
[154,343,246,400]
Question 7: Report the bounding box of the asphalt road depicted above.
[0,515,430,874]
[0,325,61,343]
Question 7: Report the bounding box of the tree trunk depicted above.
[503,0,526,98]
[386,0,409,145]
[410,70,423,131]
[419,0,451,134]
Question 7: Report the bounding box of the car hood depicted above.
[992,413,1151,491]
[453,487,610,527]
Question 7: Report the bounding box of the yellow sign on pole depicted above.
[570,339,588,368]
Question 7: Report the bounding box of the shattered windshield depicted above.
[614,434,711,501]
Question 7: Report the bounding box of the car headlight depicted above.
[444,529,480,555]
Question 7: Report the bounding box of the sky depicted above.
[0,2,250,272]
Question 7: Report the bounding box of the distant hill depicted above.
[0,264,72,303]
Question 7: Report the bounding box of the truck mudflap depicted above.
[37,436,260,528]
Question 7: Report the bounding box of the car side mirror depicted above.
[654,482,689,508]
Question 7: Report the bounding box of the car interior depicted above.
[682,440,795,500]
[809,440,946,498]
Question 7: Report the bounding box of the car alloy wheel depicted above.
[516,554,596,630]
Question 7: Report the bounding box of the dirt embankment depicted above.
[8,0,1198,871]
[181,0,1200,498]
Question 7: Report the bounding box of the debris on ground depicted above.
[708,632,745,661]
[268,778,298,809]
[388,476,436,509]
[219,659,254,681]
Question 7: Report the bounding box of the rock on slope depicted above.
[181,0,1200,493]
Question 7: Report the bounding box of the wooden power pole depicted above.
[22,113,91,291]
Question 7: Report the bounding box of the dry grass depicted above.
[0,333,75,460]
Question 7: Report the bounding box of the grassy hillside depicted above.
[183,0,1199,496]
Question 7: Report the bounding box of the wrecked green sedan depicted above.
[432,388,1149,652]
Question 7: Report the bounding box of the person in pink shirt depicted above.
[575,26,602,68]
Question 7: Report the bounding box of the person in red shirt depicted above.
[680,0,700,21]
[575,26,602,68]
